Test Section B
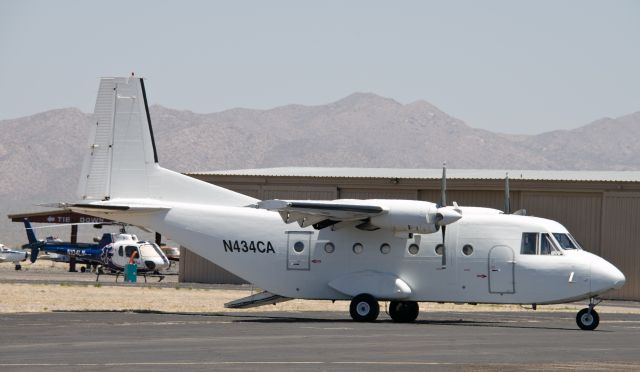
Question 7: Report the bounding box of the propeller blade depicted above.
[441,225,446,267]
[440,162,447,207]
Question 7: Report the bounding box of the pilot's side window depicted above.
[521,233,537,255]
[125,246,138,257]
[118,246,123,257]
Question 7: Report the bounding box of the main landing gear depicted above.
[349,294,420,323]
[576,297,602,331]
[389,300,419,323]
[349,294,379,322]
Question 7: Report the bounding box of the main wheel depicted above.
[576,308,599,330]
[349,294,380,322]
[389,301,419,323]
[15,264,21,271]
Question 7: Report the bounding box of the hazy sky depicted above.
[1,0,638,134]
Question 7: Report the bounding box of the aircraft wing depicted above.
[257,200,386,229]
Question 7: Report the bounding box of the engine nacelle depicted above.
[368,200,441,234]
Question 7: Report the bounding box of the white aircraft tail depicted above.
[77,77,256,207]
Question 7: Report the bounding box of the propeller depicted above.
[435,163,463,267]
[435,207,462,267]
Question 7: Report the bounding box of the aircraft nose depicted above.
[611,268,626,289]
[590,258,626,293]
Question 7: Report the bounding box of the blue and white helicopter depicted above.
[23,219,170,275]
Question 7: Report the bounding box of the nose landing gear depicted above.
[576,297,602,331]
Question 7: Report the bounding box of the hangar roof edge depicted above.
[185,167,640,182]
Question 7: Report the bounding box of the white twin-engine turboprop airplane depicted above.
[64,77,625,330]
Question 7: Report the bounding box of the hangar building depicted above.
[178,168,640,301]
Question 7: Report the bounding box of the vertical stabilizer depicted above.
[23,219,40,263]
[77,77,256,207]
[78,77,157,200]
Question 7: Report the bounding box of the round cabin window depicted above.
[293,241,305,253]
[324,242,335,254]
[435,244,444,256]
[380,243,391,254]
[353,243,364,254]
[408,244,420,255]
[462,244,474,256]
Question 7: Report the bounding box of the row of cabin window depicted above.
[321,242,473,256]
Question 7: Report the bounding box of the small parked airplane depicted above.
[24,220,170,275]
[0,243,28,270]
[59,77,624,330]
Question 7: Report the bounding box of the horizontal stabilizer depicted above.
[224,291,291,309]
[65,202,171,214]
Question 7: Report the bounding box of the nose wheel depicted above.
[576,297,602,331]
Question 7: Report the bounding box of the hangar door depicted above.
[601,193,640,300]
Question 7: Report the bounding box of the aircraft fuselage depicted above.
[88,202,623,306]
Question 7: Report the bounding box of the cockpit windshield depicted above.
[139,243,162,258]
[553,233,581,250]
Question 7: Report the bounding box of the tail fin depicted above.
[77,77,256,206]
[98,233,114,248]
[23,219,39,263]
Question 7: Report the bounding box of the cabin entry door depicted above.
[488,245,515,294]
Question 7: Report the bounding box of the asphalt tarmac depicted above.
[1,310,639,371]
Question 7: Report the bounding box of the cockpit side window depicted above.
[521,233,562,256]
[118,246,123,257]
[124,245,138,258]
[521,233,537,255]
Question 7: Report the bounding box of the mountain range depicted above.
[1,93,639,245]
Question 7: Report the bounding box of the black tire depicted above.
[15,264,21,271]
[576,308,599,330]
[80,266,87,273]
[389,301,419,323]
[349,294,380,322]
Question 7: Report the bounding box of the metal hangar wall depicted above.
[179,168,640,301]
